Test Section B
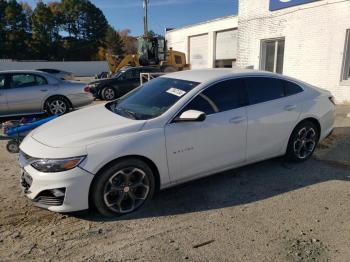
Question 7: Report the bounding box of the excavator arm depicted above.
[106,53,141,74]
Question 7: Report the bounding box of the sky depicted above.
[25,0,239,36]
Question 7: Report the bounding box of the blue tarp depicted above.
[5,115,58,137]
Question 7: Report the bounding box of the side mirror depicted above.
[174,110,206,122]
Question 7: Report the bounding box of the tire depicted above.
[6,140,20,153]
[285,120,319,162]
[46,96,70,115]
[91,158,155,217]
[101,87,116,101]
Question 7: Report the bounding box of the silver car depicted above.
[36,68,75,80]
[0,70,93,117]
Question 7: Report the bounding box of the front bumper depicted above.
[20,164,94,212]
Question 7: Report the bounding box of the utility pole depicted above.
[143,0,148,36]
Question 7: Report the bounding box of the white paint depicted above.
[189,34,209,69]
[237,0,350,103]
[0,61,108,77]
[166,16,238,68]
[215,29,238,60]
[19,69,335,213]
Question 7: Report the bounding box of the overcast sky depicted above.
[25,0,238,36]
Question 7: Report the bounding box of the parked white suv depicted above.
[18,69,335,216]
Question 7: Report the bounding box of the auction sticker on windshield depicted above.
[166,87,186,97]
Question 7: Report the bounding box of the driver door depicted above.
[165,78,248,183]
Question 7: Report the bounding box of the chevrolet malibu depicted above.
[19,69,335,216]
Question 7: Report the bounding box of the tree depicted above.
[31,2,60,59]
[119,29,138,55]
[60,0,109,60]
[104,26,124,56]
[0,0,7,58]
[2,0,30,60]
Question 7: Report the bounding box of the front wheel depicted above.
[285,121,319,162]
[91,159,155,216]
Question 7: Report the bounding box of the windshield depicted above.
[111,70,125,78]
[107,77,200,120]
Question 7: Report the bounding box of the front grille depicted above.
[34,196,64,206]
[33,188,66,207]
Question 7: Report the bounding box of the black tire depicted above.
[7,140,20,153]
[101,87,116,101]
[91,158,155,217]
[285,120,319,162]
[46,96,70,115]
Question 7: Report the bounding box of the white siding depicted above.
[189,34,209,69]
[166,16,238,68]
[215,29,238,60]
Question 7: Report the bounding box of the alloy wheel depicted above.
[104,88,115,100]
[49,99,67,115]
[293,127,317,159]
[103,167,150,213]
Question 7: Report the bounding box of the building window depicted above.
[260,38,285,74]
[341,30,350,83]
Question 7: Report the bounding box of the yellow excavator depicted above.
[106,36,190,75]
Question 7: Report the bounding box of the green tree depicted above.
[2,0,30,59]
[0,0,7,58]
[31,2,60,59]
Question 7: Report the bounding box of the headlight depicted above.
[31,156,86,173]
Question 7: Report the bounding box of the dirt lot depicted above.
[0,106,349,262]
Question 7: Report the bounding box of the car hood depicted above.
[31,104,146,148]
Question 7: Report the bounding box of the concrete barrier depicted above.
[0,61,109,76]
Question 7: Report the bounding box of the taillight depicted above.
[84,86,91,93]
[328,96,336,105]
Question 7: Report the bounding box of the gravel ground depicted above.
[0,106,349,262]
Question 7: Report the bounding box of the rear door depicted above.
[244,77,301,161]
[0,74,9,115]
[6,73,51,115]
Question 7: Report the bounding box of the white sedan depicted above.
[18,69,335,216]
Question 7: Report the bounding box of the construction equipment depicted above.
[106,0,190,75]
[106,36,189,75]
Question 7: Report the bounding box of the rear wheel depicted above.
[101,87,116,100]
[91,159,155,216]
[285,121,319,162]
[46,97,70,115]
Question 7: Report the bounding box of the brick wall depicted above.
[237,0,350,103]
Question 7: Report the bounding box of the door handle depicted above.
[229,116,246,124]
[284,105,296,111]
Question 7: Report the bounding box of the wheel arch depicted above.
[296,117,321,140]
[88,155,161,207]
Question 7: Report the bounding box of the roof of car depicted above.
[0,69,50,74]
[161,68,281,83]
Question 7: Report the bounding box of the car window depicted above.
[108,77,199,120]
[283,80,303,96]
[11,74,47,88]
[183,79,247,115]
[245,77,285,105]
[0,74,5,89]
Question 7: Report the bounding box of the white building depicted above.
[166,16,238,69]
[165,0,350,103]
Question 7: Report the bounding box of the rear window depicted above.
[284,80,303,96]
[245,77,285,105]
